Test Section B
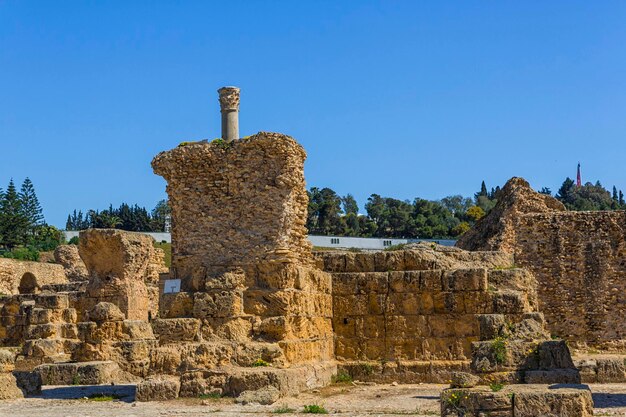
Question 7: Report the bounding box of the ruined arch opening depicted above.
[19,272,39,294]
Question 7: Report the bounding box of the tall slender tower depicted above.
[576,162,582,187]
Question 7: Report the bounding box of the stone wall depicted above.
[79,229,167,320]
[152,132,312,291]
[0,259,67,295]
[317,244,541,382]
[514,211,626,345]
[457,177,626,347]
[150,132,335,398]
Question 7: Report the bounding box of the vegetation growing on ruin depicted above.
[273,406,297,413]
[211,138,231,149]
[442,390,469,414]
[251,358,270,367]
[302,404,328,414]
[331,371,353,384]
[490,382,505,392]
[87,393,123,402]
[492,337,508,364]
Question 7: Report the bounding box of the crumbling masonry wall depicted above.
[152,132,312,289]
[514,211,626,345]
[457,177,626,347]
[151,132,334,374]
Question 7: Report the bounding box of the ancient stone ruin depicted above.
[2,88,625,416]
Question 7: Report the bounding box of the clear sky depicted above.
[2,1,626,227]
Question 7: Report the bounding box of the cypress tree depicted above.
[19,178,44,230]
[0,179,29,248]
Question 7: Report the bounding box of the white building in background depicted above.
[63,231,456,249]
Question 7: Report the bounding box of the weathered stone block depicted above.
[152,318,200,344]
[135,376,180,401]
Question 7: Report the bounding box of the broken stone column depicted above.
[218,86,240,142]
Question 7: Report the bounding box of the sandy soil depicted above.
[1,383,625,416]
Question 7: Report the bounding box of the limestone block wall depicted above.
[319,246,537,365]
[513,211,626,345]
[0,259,67,295]
[332,267,536,362]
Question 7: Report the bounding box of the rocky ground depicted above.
[1,383,625,416]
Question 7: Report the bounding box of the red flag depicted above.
[577,163,582,187]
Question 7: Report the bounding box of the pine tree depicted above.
[19,178,44,230]
[613,186,619,202]
[620,190,625,206]
[66,215,73,230]
[0,179,29,248]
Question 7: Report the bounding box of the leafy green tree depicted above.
[342,194,359,215]
[556,177,575,201]
[466,206,485,222]
[151,200,171,232]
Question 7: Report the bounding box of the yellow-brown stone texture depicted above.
[152,132,333,376]
[151,132,312,289]
[79,229,167,320]
[458,177,626,346]
[317,244,539,380]
[0,258,67,295]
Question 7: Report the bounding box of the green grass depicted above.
[273,406,297,413]
[153,242,171,267]
[303,404,328,414]
[331,371,353,384]
[198,392,221,399]
[71,374,81,385]
[87,393,123,402]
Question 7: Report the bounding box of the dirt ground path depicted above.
[1,383,625,416]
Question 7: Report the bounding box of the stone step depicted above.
[35,360,139,385]
[137,361,336,401]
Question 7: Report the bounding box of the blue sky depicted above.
[1,1,626,227]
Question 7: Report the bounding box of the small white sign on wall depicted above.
[164,279,181,294]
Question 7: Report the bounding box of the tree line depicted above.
[305,183,496,239]
[65,199,171,232]
[306,177,626,239]
[0,178,64,260]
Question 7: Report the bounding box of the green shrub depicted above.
[489,382,505,392]
[251,358,270,367]
[1,246,39,261]
[331,371,353,384]
[492,337,508,364]
[71,374,81,385]
[68,236,80,245]
[303,404,328,414]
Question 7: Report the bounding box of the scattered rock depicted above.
[235,386,281,405]
[450,372,480,388]
[135,377,180,401]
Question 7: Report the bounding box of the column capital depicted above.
[218,86,240,112]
